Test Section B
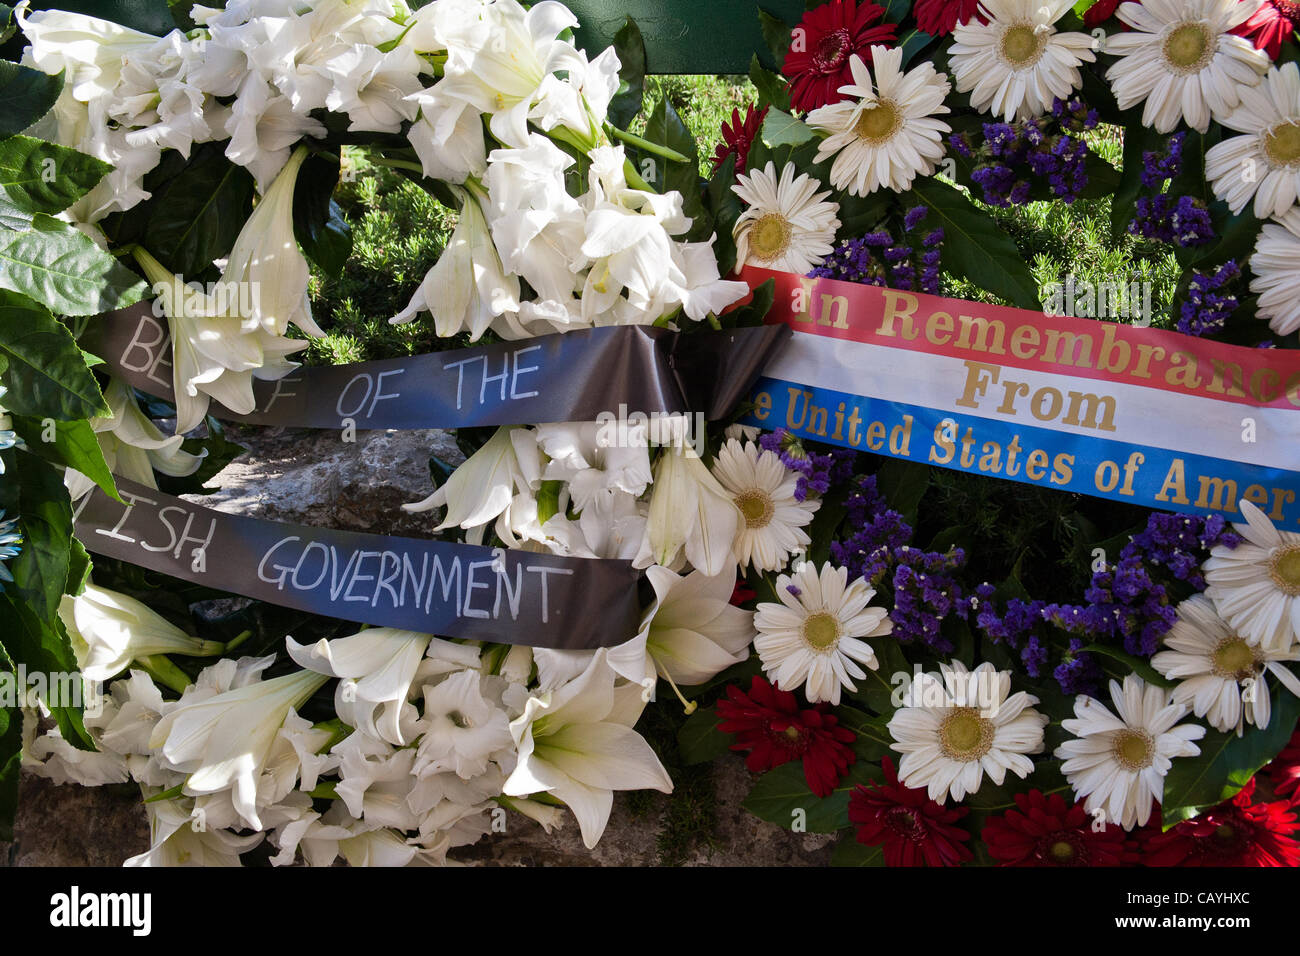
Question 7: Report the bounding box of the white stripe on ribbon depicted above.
[766,332,1300,471]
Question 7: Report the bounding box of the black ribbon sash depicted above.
[83,302,790,429]
[74,476,643,649]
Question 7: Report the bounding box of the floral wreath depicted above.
[2,0,1300,868]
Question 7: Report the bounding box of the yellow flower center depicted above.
[1270,545,1300,596]
[1000,23,1046,69]
[938,707,995,761]
[748,213,793,263]
[1048,839,1077,863]
[1163,22,1214,74]
[1265,122,1300,168]
[802,611,842,652]
[1211,637,1259,681]
[1112,729,1155,770]
[854,99,903,145]
[735,489,775,529]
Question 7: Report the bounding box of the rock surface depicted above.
[3,426,835,867]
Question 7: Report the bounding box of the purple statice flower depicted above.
[961,103,1096,207]
[1140,132,1186,189]
[812,219,944,295]
[757,429,855,502]
[903,206,930,232]
[1054,639,1103,696]
[1130,194,1214,247]
[1178,260,1240,337]
[1129,512,1240,592]
[830,475,912,586]
[891,547,970,653]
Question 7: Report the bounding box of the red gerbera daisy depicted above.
[1231,0,1300,60]
[711,104,769,175]
[781,0,897,113]
[847,756,973,866]
[716,676,856,797]
[1082,0,1122,30]
[913,0,985,37]
[1141,779,1300,867]
[981,789,1138,867]
[1266,727,1300,799]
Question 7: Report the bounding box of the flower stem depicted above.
[657,668,697,715]
[604,124,691,165]
[136,654,192,695]
[223,629,252,653]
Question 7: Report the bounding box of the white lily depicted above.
[224,73,327,190]
[149,668,329,829]
[503,651,672,848]
[536,421,653,517]
[134,247,307,433]
[413,668,514,779]
[125,793,263,867]
[59,582,224,682]
[483,136,588,302]
[433,0,586,148]
[644,442,741,577]
[404,426,529,531]
[16,3,165,101]
[611,566,755,689]
[391,184,519,338]
[405,87,487,183]
[220,145,323,337]
[65,378,205,501]
[317,43,425,133]
[286,627,432,746]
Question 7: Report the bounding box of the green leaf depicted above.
[831,834,886,866]
[0,591,92,751]
[0,135,112,229]
[705,153,742,277]
[898,27,934,66]
[641,97,707,238]
[875,458,930,527]
[742,760,881,833]
[607,17,646,130]
[676,704,732,765]
[139,142,256,278]
[748,53,790,113]
[851,636,909,716]
[757,8,792,69]
[10,449,72,627]
[879,0,912,23]
[66,534,92,596]
[1078,642,1175,688]
[293,151,351,278]
[0,699,20,842]
[908,177,1041,309]
[10,414,120,503]
[0,213,147,315]
[1161,681,1300,828]
[760,108,814,149]
[0,62,64,137]
[0,290,107,420]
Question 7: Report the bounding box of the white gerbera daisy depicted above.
[948,0,1096,122]
[1152,595,1300,734]
[710,439,819,572]
[1204,499,1300,652]
[753,561,893,705]
[1207,63,1300,219]
[806,46,952,197]
[1104,0,1269,134]
[1055,675,1206,831]
[887,661,1048,803]
[1251,207,1300,335]
[732,161,840,273]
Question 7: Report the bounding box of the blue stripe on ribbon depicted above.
[742,377,1300,526]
